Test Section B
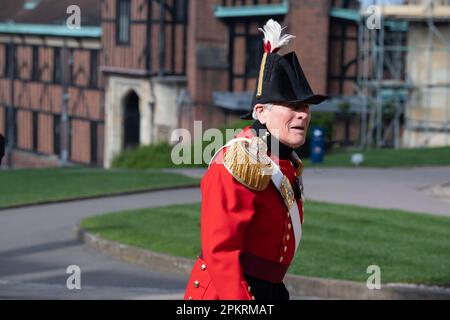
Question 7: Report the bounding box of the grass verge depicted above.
[0,168,199,208]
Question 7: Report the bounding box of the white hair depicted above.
[252,103,273,120]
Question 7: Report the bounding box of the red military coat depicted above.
[184,126,304,300]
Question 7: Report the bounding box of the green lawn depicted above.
[303,146,450,168]
[81,201,450,286]
[0,168,199,208]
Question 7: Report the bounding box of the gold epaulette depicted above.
[222,137,273,191]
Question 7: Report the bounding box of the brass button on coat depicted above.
[194,281,199,288]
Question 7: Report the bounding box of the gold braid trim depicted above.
[292,157,305,177]
[256,52,268,98]
[222,137,273,191]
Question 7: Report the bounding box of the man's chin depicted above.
[286,136,306,149]
[287,140,305,149]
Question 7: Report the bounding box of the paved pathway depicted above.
[303,166,450,216]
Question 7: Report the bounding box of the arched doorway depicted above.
[123,90,140,150]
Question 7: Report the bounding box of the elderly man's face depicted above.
[255,103,311,148]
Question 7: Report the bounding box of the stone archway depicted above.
[104,75,186,168]
[104,76,154,168]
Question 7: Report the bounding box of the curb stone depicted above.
[76,226,450,300]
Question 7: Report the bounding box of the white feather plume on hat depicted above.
[258,19,295,53]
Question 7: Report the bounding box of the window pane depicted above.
[32,46,39,81]
[90,121,97,164]
[32,111,38,151]
[246,36,263,77]
[5,44,17,78]
[90,51,98,87]
[175,0,187,22]
[53,114,61,155]
[118,0,131,44]
[53,48,62,84]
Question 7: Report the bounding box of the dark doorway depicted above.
[123,90,140,150]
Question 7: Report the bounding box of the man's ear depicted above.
[254,104,267,124]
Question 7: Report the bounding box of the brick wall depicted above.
[185,0,229,129]
[287,0,330,95]
[2,149,59,168]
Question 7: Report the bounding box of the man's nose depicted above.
[295,109,308,119]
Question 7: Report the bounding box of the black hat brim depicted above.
[240,94,329,119]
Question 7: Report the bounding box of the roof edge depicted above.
[0,22,101,38]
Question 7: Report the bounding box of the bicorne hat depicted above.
[241,20,328,120]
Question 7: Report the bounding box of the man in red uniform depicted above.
[184,19,327,300]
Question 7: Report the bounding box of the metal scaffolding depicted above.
[357,0,450,148]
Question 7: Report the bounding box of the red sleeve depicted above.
[200,154,256,300]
